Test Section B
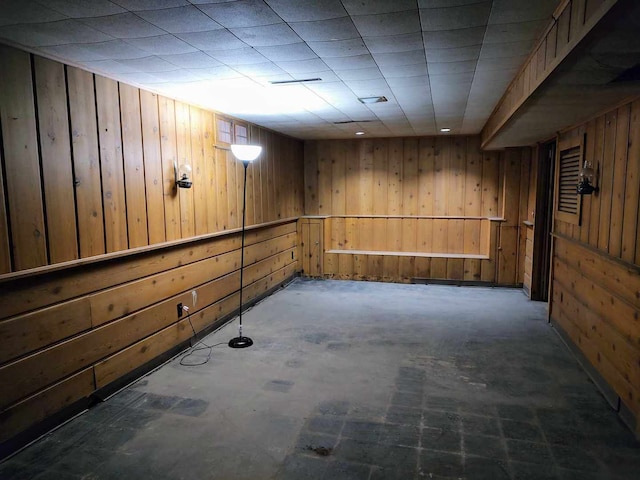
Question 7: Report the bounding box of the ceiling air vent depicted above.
[358,96,387,104]
[269,78,322,85]
[333,120,374,124]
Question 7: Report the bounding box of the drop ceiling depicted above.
[0,0,559,139]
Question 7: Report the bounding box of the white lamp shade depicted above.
[230,144,262,162]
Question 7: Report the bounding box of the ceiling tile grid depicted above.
[0,0,559,139]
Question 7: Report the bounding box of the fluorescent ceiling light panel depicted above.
[358,96,388,104]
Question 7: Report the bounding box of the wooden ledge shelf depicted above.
[325,249,489,260]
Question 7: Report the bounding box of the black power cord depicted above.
[179,310,225,366]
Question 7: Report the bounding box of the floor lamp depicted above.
[228,144,262,349]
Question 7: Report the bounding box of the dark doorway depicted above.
[531,140,555,301]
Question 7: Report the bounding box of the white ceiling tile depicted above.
[43,0,125,18]
[84,39,149,59]
[40,44,110,62]
[419,2,491,31]
[423,26,485,49]
[160,51,221,68]
[373,50,425,66]
[232,62,287,77]
[380,62,427,78]
[418,0,485,7]
[428,60,476,75]
[111,0,188,10]
[116,71,170,83]
[0,0,67,26]
[82,59,141,73]
[475,57,525,72]
[256,43,318,62]
[232,23,301,47]
[342,0,417,15]
[426,45,481,62]
[251,73,295,85]
[343,79,390,96]
[323,54,377,70]
[125,35,197,55]
[264,0,347,22]
[479,40,532,59]
[388,77,431,90]
[206,47,268,65]
[308,39,368,57]
[430,72,474,86]
[0,20,113,47]
[364,32,423,53]
[276,58,330,74]
[198,0,281,28]
[81,12,165,38]
[336,68,383,81]
[135,6,223,33]
[186,65,244,79]
[117,55,179,72]
[149,69,204,83]
[490,0,558,24]
[289,17,359,41]
[484,20,547,44]
[353,11,421,37]
[178,30,247,50]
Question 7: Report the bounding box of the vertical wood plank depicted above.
[189,107,208,235]
[203,112,218,231]
[625,100,640,264]
[158,96,180,241]
[371,139,386,215]
[434,136,450,215]
[0,141,10,273]
[175,101,195,237]
[119,83,149,248]
[581,120,596,244]
[609,104,630,258]
[597,111,617,252]
[215,147,229,230]
[345,141,360,215]
[387,138,403,215]
[331,142,346,215]
[317,141,332,215]
[481,151,500,218]
[34,56,78,263]
[95,76,128,252]
[464,137,483,280]
[67,66,105,258]
[589,115,605,248]
[139,90,166,244]
[418,137,434,276]
[0,46,48,269]
[304,141,319,215]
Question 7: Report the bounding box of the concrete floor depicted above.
[1,279,639,479]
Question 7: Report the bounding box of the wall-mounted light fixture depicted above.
[174,162,192,189]
[228,144,262,349]
[577,160,598,195]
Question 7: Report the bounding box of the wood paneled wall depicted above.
[550,98,640,432]
[303,136,531,284]
[0,44,303,273]
[0,44,303,446]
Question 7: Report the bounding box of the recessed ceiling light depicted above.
[355,131,365,136]
[358,96,387,104]
[440,128,451,133]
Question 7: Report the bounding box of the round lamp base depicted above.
[228,336,254,349]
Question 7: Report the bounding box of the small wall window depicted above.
[216,116,232,146]
[555,142,583,225]
[234,123,248,145]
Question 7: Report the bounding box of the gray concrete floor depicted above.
[1,279,639,479]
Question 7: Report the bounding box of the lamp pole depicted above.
[228,144,262,348]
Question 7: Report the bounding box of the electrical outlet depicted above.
[177,303,183,317]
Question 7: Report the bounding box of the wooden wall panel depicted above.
[140,91,166,245]
[120,84,149,248]
[95,76,128,253]
[0,45,303,274]
[304,136,528,284]
[34,57,79,264]
[551,98,640,433]
[67,67,106,258]
[0,45,48,270]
